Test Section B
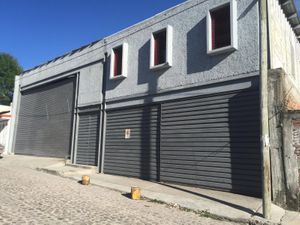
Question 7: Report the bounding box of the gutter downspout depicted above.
[260,0,271,219]
[71,72,80,163]
[99,49,108,173]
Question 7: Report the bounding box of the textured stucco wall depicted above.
[18,0,260,106]
[19,46,105,106]
[19,41,104,87]
[104,0,260,101]
[77,62,103,107]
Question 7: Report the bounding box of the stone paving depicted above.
[0,158,242,225]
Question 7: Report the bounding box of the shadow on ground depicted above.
[159,183,261,217]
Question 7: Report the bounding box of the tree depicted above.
[0,53,23,105]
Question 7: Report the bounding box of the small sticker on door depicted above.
[125,129,131,139]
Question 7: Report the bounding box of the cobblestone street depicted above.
[0,157,242,225]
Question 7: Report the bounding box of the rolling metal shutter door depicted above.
[104,105,159,180]
[160,89,261,196]
[76,110,100,166]
[15,78,75,158]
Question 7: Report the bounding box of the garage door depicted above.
[76,107,100,166]
[160,89,261,196]
[104,105,159,180]
[15,77,76,158]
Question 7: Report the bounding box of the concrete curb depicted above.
[36,168,63,177]
[64,162,98,171]
[35,166,283,225]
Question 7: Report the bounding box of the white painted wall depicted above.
[268,0,300,88]
[0,119,10,155]
[7,76,20,155]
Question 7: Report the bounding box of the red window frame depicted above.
[211,4,231,50]
[113,46,123,76]
[153,29,167,65]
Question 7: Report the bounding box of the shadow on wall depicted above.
[140,106,151,180]
[105,40,168,93]
[105,55,124,91]
[137,105,160,181]
[186,0,257,75]
[138,40,164,181]
[238,0,257,21]
[229,87,261,197]
[106,0,258,91]
[104,38,166,182]
[186,17,231,75]
[137,40,167,89]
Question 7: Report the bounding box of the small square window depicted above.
[150,25,173,70]
[110,43,128,80]
[207,0,237,55]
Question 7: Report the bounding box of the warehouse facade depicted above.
[11,0,300,197]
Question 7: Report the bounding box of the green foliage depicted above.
[0,53,23,105]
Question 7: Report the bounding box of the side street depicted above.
[0,155,299,225]
[0,155,241,225]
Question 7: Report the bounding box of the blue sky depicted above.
[0,0,184,70]
[0,0,299,70]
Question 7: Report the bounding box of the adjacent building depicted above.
[0,105,12,155]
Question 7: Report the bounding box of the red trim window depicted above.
[113,46,123,76]
[153,29,167,65]
[211,4,231,50]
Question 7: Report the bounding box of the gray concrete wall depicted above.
[19,49,104,106]
[106,75,259,109]
[77,62,103,107]
[283,112,300,211]
[18,0,260,107]
[268,69,287,208]
[104,0,260,102]
[268,68,300,211]
[292,118,300,183]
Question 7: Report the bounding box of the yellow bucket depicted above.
[131,187,141,200]
[82,175,90,185]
